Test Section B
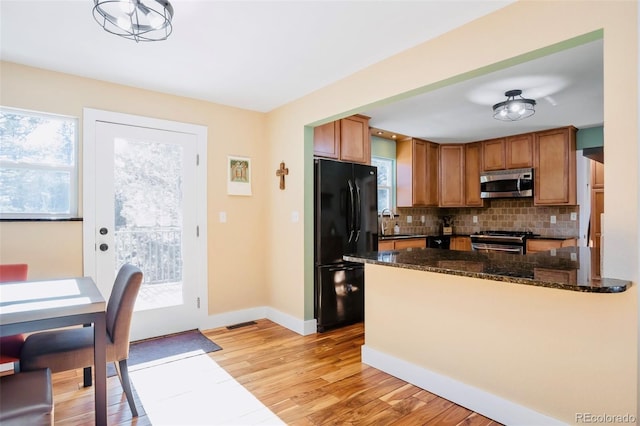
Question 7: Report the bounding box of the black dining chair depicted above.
[19,264,144,416]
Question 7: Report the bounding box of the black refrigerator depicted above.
[314,158,378,332]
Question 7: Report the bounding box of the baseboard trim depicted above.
[200,306,268,331]
[266,307,317,336]
[200,306,316,336]
[361,345,566,426]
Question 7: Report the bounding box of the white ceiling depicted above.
[365,38,603,143]
[1,1,602,143]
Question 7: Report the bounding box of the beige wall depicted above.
[364,263,637,424]
[0,62,269,315]
[0,221,83,280]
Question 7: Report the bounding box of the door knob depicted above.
[99,227,108,235]
[99,243,109,252]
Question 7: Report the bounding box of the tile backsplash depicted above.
[383,199,579,238]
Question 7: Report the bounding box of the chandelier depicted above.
[492,90,536,121]
[93,0,174,43]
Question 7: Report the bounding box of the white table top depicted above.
[0,277,106,327]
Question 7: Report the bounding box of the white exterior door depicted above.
[83,109,207,341]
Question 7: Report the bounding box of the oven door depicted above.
[471,242,524,255]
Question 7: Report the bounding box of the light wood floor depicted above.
[46,319,502,425]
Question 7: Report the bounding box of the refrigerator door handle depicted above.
[354,181,362,242]
[347,179,355,243]
[328,266,357,272]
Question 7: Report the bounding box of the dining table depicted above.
[0,276,107,426]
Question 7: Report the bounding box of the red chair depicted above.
[0,264,28,282]
[0,264,29,368]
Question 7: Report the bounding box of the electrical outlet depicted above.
[473,215,478,223]
[570,212,577,221]
[421,215,425,223]
[406,216,412,223]
[550,215,556,224]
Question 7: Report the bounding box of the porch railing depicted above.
[114,227,182,285]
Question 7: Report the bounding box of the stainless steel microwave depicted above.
[480,168,533,199]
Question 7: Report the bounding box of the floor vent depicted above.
[226,321,257,330]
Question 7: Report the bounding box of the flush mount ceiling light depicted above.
[492,89,536,121]
[93,0,174,43]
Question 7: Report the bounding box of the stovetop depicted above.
[471,230,539,243]
[474,230,537,237]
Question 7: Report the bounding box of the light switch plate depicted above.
[550,215,556,224]
[219,211,227,223]
[406,216,412,223]
[473,216,478,223]
[570,212,577,221]
[291,211,299,223]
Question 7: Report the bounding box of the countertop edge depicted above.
[378,234,579,241]
[343,253,630,294]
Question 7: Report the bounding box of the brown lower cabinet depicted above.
[450,236,471,251]
[534,268,577,285]
[378,238,426,250]
[526,238,577,254]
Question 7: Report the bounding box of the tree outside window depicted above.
[0,107,78,219]
[371,156,395,213]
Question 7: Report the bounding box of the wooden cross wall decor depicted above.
[276,161,289,190]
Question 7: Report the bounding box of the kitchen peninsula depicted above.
[344,247,636,425]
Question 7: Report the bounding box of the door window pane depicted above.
[113,137,184,310]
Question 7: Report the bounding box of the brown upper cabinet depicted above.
[439,143,482,207]
[439,144,465,207]
[313,115,371,164]
[591,159,604,189]
[482,133,533,171]
[533,126,577,206]
[396,138,439,207]
[505,133,533,169]
[482,138,505,171]
[464,142,483,207]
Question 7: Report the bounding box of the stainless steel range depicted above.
[470,231,537,254]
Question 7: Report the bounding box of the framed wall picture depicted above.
[227,156,252,196]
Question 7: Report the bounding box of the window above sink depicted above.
[372,136,397,214]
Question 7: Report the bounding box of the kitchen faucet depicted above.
[380,208,393,235]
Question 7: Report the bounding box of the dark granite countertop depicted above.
[379,234,429,240]
[344,246,630,293]
[529,235,579,240]
[378,234,468,240]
